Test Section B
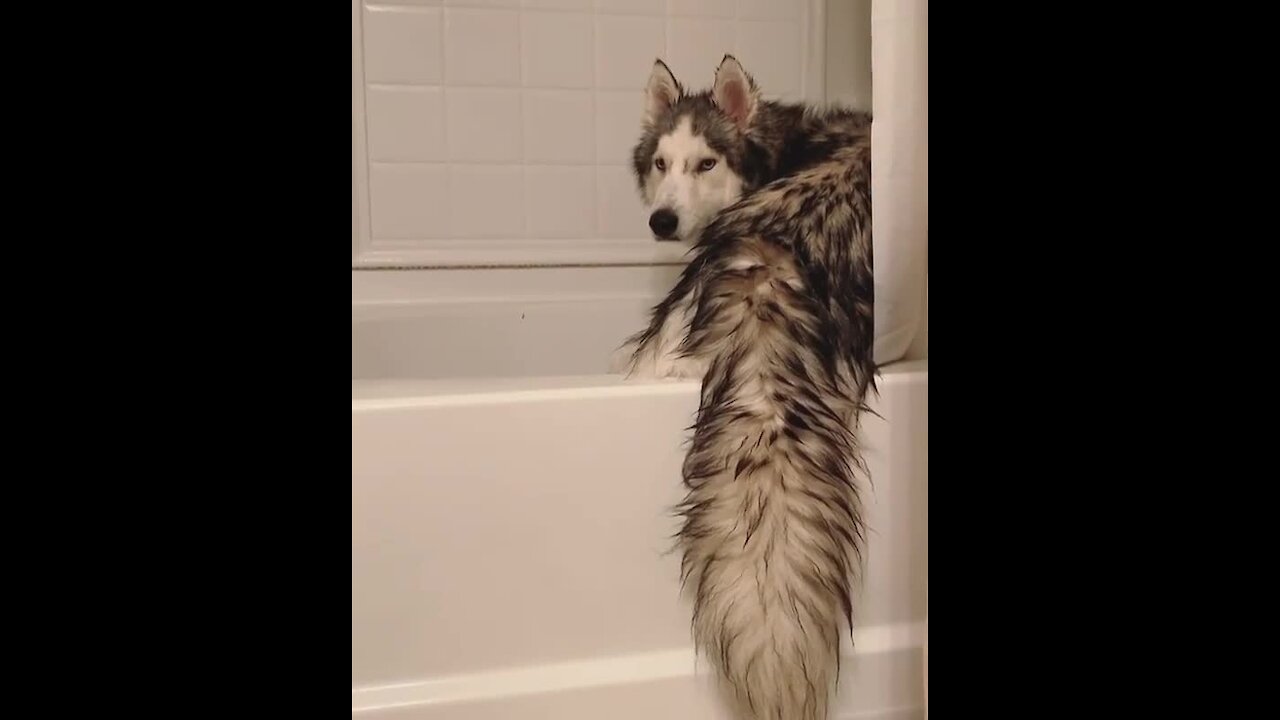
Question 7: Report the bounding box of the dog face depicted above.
[631,55,760,243]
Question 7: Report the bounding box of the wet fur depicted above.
[615,57,876,720]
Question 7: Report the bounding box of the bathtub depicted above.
[352,269,928,720]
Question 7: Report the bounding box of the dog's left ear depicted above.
[712,55,760,131]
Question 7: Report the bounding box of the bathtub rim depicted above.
[352,359,927,411]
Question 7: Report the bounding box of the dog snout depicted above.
[649,209,679,240]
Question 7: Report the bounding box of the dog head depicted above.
[631,55,761,243]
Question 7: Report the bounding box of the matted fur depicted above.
[615,56,875,720]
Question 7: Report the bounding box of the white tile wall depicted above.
[445,89,523,161]
[355,0,815,265]
[366,86,445,161]
[593,15,665,90]
[363,6,444,84]
[369,165,449,238]
[522,12,594,88]
[445,9,522,86]
[523,90,595,163]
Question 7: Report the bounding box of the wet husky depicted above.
[613,56,876,720]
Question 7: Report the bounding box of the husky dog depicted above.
[612,56,875,720]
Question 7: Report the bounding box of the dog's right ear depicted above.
[643,59,681,127]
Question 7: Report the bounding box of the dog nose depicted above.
[648,209,679,240]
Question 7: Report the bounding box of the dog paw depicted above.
[658,354,708,381]
[611,339,706,381]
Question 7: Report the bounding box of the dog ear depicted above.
[712,55,760,131]
[643,59,682,126]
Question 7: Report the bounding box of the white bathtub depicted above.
[352,269,928,720]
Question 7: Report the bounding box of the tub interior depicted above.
[352,267,684,382]
[351,298,655,381]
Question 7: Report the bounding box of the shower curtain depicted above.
[869,2,928,713]
[871,0,928,364]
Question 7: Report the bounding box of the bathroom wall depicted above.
[352,0,827,267]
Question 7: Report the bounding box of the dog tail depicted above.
[675,234,868,720]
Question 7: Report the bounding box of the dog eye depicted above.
[654,158,666,172]
[698,158,717,172]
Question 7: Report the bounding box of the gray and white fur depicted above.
[613,56,876,720]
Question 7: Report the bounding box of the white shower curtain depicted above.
[871,0,928,364]
[869,1,928,713]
